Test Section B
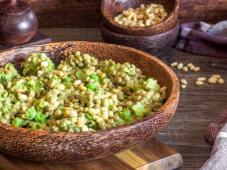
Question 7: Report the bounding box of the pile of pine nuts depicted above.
[171,62,200,72]
[114,4,168,28]
[171,62,225,89]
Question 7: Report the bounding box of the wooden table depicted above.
[39,28,227,169]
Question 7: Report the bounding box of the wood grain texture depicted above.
[0,41,179,162]
[0,139,183,170]
[39,28,227,169]
[26,0,227,28]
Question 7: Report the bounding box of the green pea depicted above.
[26,106,37,120]
[132,102,147,117]
[115,117,125,127]
[35,113,46,123]
[12,118,25,127]
[86,82,97,91]
[90,73,99,82]
[121,108,132,123]
[62,77,73,82]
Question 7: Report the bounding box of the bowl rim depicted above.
[101,0,180,32]
[0,41,179,136]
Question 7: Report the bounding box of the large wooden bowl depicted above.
[0,41,179,162]
[101,0,180,36]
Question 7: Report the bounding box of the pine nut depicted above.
[208,77,218,84]
[183,66,189,72]
[177,63,184,70]
[218,78,224,84]
[181,79,188,85]
[171,62,178,67]
[197,77,206,81]
[212,74,221,78]
[194,67,200,72]
[196,80,204,86]
[181,84,187,89]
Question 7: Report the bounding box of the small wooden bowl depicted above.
[101,22,179,54]
[101,0,180,36]
[0,41,179,162]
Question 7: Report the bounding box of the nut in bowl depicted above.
[0,41,179,162]
[101,0,180,54]
[101,0,180,36]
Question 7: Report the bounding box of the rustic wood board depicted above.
[27,0,227,28]
[0,139,183,170]
[40,28,227,169]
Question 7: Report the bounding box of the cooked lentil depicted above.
[0,52,167,132]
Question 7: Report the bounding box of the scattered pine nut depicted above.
[183,66,189,72]
[181,84,187,89]
[208,77,218,84]
[181,79,188,85]
[187,63,193,67]
[194,67,200,72]
[197,77,206,81]
[177,63,184,70]
[195,80,204,86]
[189,65,195,71]
[212,74,221,78]
[171,62,178,67]
[218,78,224,84]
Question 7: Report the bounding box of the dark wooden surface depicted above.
[40,28,227,169]
[0,139,183,170]
[27,0,227,28]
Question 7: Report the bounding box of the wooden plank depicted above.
[26,0,227,28]
[0,139,183,170]
[39,28,227,169]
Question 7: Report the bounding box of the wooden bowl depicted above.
[101,22,179,54]
[0,41,179,162]
[101,0,180,36]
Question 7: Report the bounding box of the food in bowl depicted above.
[0,52,167,132]
[114,3,168,28]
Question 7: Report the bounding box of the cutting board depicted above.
[0,138,183,170]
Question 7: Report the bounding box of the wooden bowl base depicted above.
[0,138,183,170]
